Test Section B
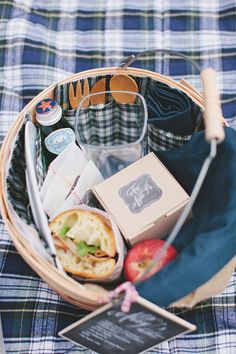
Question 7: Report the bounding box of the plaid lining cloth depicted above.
[57,76,202,151]
[35,125,47,189]
[148,125,192,152]
[6,123,35,227]
[76,101,145,146]
[6,115,47,227]
[1,1,236,353]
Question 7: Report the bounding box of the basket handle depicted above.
[119,49,201,73]
[201,68,225,143]
[120,49,225,143]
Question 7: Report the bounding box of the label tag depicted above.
[59,296,196,354]
[45,128,75,155]
[119,174,162,213]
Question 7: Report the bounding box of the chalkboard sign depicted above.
[59,297,196,354]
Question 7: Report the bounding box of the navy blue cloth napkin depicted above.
[146,81,197,135]
[137,127,236,307]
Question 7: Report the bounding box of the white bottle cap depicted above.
[35,99,62,126]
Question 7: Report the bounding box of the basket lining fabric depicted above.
[6,74,203,237]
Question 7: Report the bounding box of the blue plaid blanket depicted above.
[0,1,236,353]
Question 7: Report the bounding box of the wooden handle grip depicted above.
[201,68,225,143]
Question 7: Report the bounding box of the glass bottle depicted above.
[35,98,75,168]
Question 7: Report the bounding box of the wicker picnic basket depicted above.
[1,51,235,311]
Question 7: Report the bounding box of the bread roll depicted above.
[49,209,116,279]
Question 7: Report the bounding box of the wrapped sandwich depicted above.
[49,207,125,281]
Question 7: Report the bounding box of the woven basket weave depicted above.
[0,66,234,311]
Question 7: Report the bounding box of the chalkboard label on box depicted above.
[59,296,196,354]
[119,174,162,214]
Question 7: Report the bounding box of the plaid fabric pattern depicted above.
[76,101,145,146]
[35,125,47,190]
[56,76,111,112]
[55,75,148,135]
[58,76,201,151]
[6,123,35,227]
[6,115,46,227]
[1,1,236,353]
[148,125,192,152]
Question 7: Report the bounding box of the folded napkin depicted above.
[146,81,196,135]
[40,143,88,217]
[137,127,236,307]
[52,160,104,218]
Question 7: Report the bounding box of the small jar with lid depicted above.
[35,98,75,168]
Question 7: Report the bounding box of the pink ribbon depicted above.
[100,281,139,313]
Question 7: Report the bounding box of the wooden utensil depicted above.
[90,78,106,105]
[109,74,138,104]
[69,79,90,109]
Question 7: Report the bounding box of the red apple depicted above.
[124,239,178,282]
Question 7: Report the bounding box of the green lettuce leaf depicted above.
[76,241,98,257]
[59,225,70,239]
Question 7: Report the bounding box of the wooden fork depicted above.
[69,79,90,109]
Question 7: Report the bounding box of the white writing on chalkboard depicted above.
[107,310,167,339]
[119,174,162,213]
[59,298,196,354]
[79,319,145,351]
[127,180,153,208]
